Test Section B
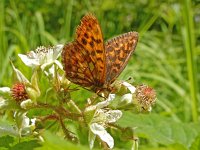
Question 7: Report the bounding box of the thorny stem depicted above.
[59,115,78,142]
[54,105,82,121]
[29,101,83,141]
[32,102,83,121]
[39,114,59,122]
[36,102,56,110]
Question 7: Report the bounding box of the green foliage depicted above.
[36,131,89,150]
[117,111,200,149]
[0,135,41,150]
[190,135,200,150]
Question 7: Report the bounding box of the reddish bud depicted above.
[135,84,156,110]
[11,83,28,102]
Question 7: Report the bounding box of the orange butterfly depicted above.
[62,14,138,94]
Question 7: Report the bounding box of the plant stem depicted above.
[181,0,198,122]
[59,115,77,142]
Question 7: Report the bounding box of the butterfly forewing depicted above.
[76,14,106,84]
[62,42,95,87]
[62,14,106,89]
[105,32,138,84]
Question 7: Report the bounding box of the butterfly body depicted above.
[62,14,138,94]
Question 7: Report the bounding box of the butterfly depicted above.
[62,14,138,94]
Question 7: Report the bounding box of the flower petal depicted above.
[88,130,96,149]
[22,115,30,128]
[53,44,64,59]
[11,62,30,83]
[118,93,133,106]
[20,99,34,109]
[105,110,122,123]
[41,62,53,71]
[90,123,114,149]
[31,118,36,126]
[96,94,115,109]
[122,81,136,93]
[54,60,63,70]
[0,87,11,93]
[18,53,40,67]
[0,99,8,109]
[18,44,63,69]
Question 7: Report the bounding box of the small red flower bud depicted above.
[11,83,28,102]
[135,84,156,110]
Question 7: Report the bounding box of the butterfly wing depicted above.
[62,14,106,89]
[62,42,95,87]
[105,31,138,84]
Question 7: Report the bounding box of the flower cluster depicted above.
[0,44,156,149]
[84,94,122,149]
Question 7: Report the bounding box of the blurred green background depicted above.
[0,0,200,149]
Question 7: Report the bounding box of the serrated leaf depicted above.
[140,143,187,150]
[10,140,41,150]
[35,131,90,150]
[0,135,14,148]
[117,111,200,149]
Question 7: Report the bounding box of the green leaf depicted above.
[0,135,14,149]
[190,134,200,150]
[0,135,41,150]
[10,140,41,150]
[36,131,90,150]
[140,143,187,150]
[117,111,200,149]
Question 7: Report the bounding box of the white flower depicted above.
[21,115,36,134]
[18,44,63,70]
[14,112,36,135]
[87,94,122,149]
[0,87,11,93]
[112,81,136,108]
[20,99,34,109]
[122,81,136,94]
[31,118,36,126]
[0,97,8,109]
[90,123,114,149]
[95,94,115,109]
[22,115,30,129]
[117,93,133,107]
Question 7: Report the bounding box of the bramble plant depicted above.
[0,45,156,149]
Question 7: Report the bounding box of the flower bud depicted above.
[11,83,28,102]
[134,84,156,111]
[20,99,34,109]
[26,86,40,102]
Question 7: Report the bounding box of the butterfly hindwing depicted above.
[105,32,138,84]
